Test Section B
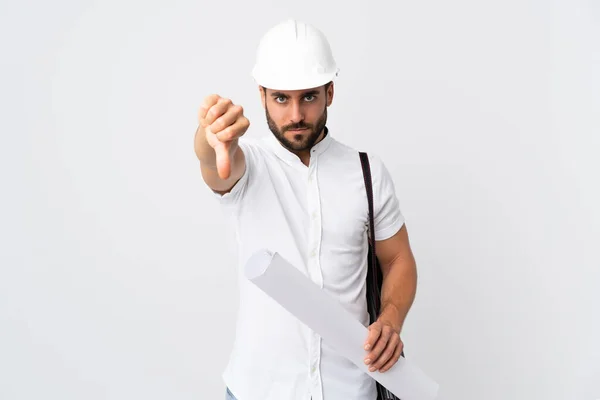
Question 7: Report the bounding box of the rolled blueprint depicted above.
[244,249,439,400]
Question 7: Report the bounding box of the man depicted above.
[194,19,417,400]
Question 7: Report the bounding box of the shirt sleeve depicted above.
[370,154,405,241]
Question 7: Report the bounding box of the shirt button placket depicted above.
[307,167,321,285]
[307,156,324,400]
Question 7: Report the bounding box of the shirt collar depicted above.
[265,126,333,165]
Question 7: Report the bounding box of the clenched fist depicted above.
[197,94,250,180]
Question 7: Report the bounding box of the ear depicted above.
[259,85,266,109]
[326,82,334,107]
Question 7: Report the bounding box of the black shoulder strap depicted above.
[359,151,382,324]
[359,152,402,400]
[359,152,375,247]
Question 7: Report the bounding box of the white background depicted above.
[1,0,599,399]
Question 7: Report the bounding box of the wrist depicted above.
[378,303,403,333]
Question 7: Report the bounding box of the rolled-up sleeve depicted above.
[370,154,405,241]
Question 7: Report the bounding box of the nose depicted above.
[289,101,304,124]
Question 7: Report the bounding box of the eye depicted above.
[304,95,316,102]
[275,96,287,104]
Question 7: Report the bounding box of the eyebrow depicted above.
[270,90,320,99]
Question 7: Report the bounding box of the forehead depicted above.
[266,85,324,97]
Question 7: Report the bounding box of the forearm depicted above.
[378,257,417,333]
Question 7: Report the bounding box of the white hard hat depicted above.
[251,19,339,91]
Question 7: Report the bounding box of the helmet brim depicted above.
[252,68,339,91]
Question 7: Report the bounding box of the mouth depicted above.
[287,128,308,132]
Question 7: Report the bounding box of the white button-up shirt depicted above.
[210,128,405,400]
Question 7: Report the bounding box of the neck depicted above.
[297,127,326,166]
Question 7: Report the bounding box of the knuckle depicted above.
[227,127,239,140]
[205,94,220,107]
[220,118,230,131]
[217,126,229,138]
[223,116,233,128]
[384,348,394,359]
[206,114,217,124]
[231,104,242,114]
[223,127,234,140]
[207,108,218,119]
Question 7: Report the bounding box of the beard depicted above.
[266,105,328,153]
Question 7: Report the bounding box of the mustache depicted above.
[283,122,312,132]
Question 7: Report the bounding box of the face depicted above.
[261,83,334,153]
